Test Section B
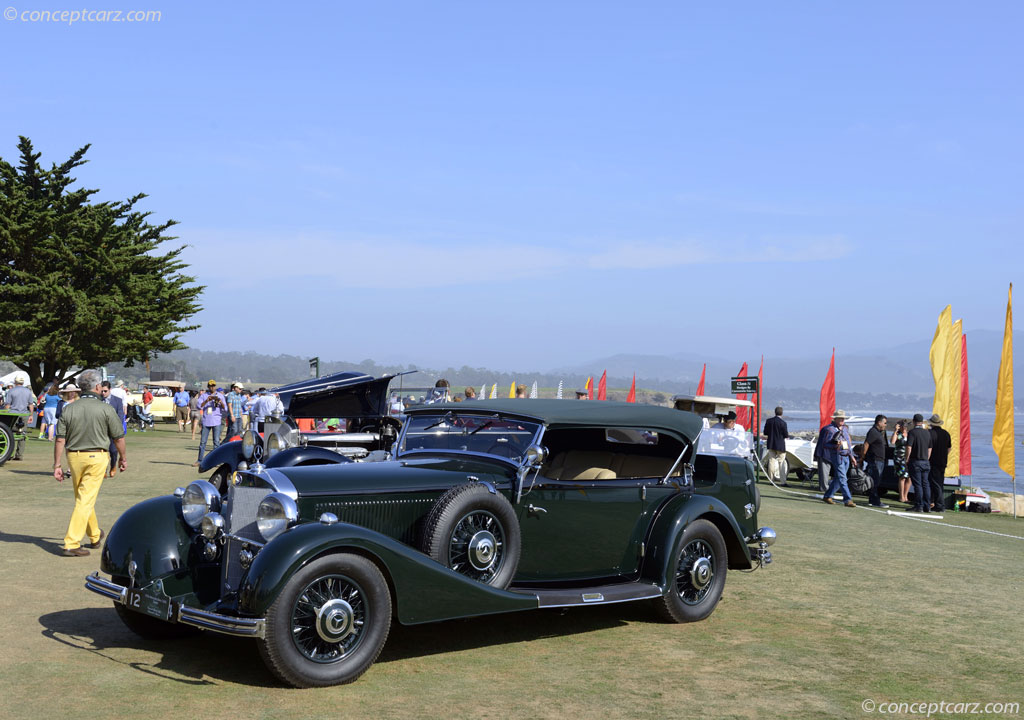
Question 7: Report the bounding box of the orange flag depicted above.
[734,362,750,429]
[597,370,607,401]
[696,363,706,395]
[585,376,593,400]
[626,374,636,403]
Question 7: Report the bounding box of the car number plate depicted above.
[125,586,171,621]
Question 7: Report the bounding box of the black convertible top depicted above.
[406,399,703,443]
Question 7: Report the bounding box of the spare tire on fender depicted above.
[421,482,521,589]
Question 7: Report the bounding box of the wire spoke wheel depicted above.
[675,538,715,605]
[290,574,368,663]
[651,519,727,623]
[448,510,504,583]
[259,553,391,687]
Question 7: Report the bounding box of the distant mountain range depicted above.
[5,330,1019,411]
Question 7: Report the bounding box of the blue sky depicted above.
[3,1,1021,371]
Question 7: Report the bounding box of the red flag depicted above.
[696,363,706,395]
[626,374,636,403]
[735,362,750,429]
[597,370,607,401]
[819,348,836,430]
[960,333,972,476]
[756,355,764,434]
[585,376,593,400]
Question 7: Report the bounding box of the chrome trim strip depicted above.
[177,606,266,638]
[85,572,127,602]
[85,573,266,639]
[538,590,664,608]
[222,532,265,548]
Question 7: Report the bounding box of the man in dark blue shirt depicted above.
[906,414,933,512]
[862,414,890,508]
[763,406,790,486]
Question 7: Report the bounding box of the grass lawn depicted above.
[2,424,1023,719]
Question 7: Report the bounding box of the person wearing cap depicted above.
[712,410,738,430]
[928,414,952,512]
[194,380,226,467]
[905,414,933,512]
[4,376,36,461]
[54,369,127,556]
[574,389,589,400]
[109,379,129,410]
[173,385,191,432]
[224,383,246,440]
[55,383,81,417]
[820,409,858,507]
[249,387,278,429]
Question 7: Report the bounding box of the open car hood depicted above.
[273,371,407,419]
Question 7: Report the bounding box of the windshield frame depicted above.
[396,411,544,466]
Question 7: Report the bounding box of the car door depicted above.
[514,476,646,583]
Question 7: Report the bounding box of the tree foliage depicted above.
[0,136,204,394]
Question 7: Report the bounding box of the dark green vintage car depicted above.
[85,399,776,687]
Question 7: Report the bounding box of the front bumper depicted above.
[85,572,266,638]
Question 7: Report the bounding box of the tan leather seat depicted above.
[614,455,673,479]
[545,451,617,481]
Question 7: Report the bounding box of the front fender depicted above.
[199,440,243,473]
[642,493,753,588]
[239,521,537,624]
[265,445,352,468]
[100,495,194,584]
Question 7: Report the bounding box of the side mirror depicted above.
[524,444,547,467]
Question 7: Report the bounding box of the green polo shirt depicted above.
[55,393,125,450]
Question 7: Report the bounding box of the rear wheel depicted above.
[258,553,391,688]
[652,519,727,623]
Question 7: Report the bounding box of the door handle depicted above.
[527,504,547,517]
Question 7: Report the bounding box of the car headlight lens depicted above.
[256,492,298,541]
[266,432,285,459]
[241,430,257,460]
[181,480,221,529]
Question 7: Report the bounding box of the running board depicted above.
[515,582,664,608]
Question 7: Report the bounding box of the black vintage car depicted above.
[86,400,776,687]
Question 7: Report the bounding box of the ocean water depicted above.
[778,410,1023,496]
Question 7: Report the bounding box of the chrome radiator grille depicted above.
[222,483,272,594]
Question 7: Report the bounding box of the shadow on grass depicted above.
[38,607,273,687]
[37,602,636,686]
[0,530,66,556]
[378,604,632,664]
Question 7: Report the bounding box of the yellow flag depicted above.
[993,284,1015,477]
[930,305,952,423]
[944,319,962,477]
[508,382,516,399]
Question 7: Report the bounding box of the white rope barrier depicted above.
[753,454,1024,542]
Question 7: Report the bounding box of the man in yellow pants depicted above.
[53,369,127,557]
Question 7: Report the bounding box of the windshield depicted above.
[399,413,543,463]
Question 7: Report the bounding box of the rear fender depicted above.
[239,522,537,624]
[642,494,752,587]
[199,440,243,473]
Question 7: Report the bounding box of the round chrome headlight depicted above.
[241,430,257,460]
[266,432,286,459]
[256,492,298,541]
[181,480,221,529]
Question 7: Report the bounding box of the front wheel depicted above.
[652,519,727,623]
[0,424,13,465]
[257,553,392,688]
